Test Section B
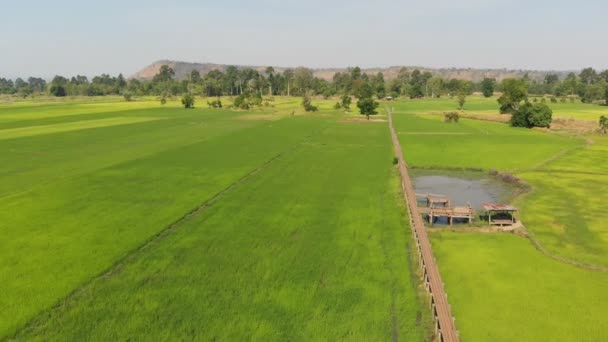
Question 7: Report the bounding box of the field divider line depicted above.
[387,109,460,342]
[11,128,324,338]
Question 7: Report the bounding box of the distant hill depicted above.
[131,60,574,82]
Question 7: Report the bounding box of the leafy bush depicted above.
[122,91,133,102]
[181,93,195,109]
[550,97,558,103]
[233,94,249,109]
[600,115,608,134]
[49,84,67,97]
[457,92,466,109]
[302,94,318,112]
[511,102,552,128]
[207,98,222,108]
[444,112,460,123]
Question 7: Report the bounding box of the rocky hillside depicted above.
[131,60,573,82]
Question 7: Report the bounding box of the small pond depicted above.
[410,169,515,212]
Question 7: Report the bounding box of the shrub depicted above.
[233,94,249,109]
[550,97,558,103]
[123,92,133,102]
[511,102,552,128]
[334,102,342,110]
[457,93,466,109]
[302,94,318,112]
[600,115,608,134]
[49,84,67,97]
[540,97,547,103]
[392,157,399,165]
[444,112,460,123]
[181,93,195,109]
[207,98,222,108]
[560,97,567,103]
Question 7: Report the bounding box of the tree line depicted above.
[1,65,608,105]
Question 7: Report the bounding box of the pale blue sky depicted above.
[1,0,606,78]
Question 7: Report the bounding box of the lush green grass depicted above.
[392,110,581,170]
[431,233,608,341]
[0,101,332,336]
[14,121,427,340]
[388,96,608,121]
[516,134,608,266]
[392,97,608,340]
[1,99,428,340]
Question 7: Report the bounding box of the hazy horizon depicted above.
[2,0,607,79]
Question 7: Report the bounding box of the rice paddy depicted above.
[0,97,429,340]
[2,94,607,340]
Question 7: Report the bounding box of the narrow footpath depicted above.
[387,109,459,342]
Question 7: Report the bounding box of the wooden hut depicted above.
[482,203,518,226]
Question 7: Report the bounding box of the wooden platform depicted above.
[420,206,474,226]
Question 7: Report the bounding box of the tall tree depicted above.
[480,78,496,97]
[579,67,598,85]
[190,70,201,83]
[153,65,175,83]
[497,78,528,113]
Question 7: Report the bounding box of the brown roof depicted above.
[482,203,518,211]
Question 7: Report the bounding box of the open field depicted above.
[0,98,429,340]
[391,97,608,340]
[2,94,607,341]
[389,96,608,122]
[430,233,608,341]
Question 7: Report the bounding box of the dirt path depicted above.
[387,109,460,342]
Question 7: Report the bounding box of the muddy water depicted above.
[411,169,513,211]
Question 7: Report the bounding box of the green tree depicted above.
[340,94,351,110]
[357,97,379,120]
[498,78,528,113]
[181,93,195,108]
[49,84,67,97]
[407,69,424,98]
[511,102,552,128]
[457,92,467,110]
[480,78,496,97]
[190,70,201,83]
[371,72,386,98]
[427,77,445,98]
[153,65,175,83]
[302,93,318,112]
[544,74,559,85]
[579,67,598,85]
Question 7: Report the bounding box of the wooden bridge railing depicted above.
[387,109,460,342]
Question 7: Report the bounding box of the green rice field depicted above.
[390,97,608,341]
[2,95,607,341]
[0,97,429,340]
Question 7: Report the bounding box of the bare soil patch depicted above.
[341,118,387,123]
